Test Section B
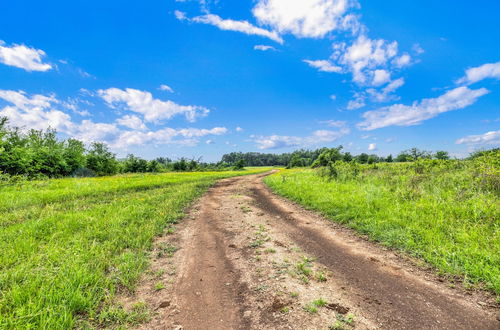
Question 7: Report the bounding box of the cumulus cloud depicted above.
[358,86,489,130]
[0,89,228,150]
[0,40,52,72]
[183,13,283,43]
[98,87,209,123]
[254,127,349,149]
[393,53,411,68]
[116,114,147,130]
[456,62,500,85]
[254,45,277,51]
[456,130,500,146]
[303,59,342,73]
[111,126,227,149]
[332,35,400,85]
[253,0,351,38]
[368,143,377,151]
[235,126,244,132]
[0,90,73,132]
[372,69,391,86]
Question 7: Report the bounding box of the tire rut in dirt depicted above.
[249,181,498,330]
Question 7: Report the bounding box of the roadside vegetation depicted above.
[266,148,499,295]
[0,169,269,329]
[0,117,248,182]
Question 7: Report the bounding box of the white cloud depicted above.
[393,53,411,68]
[111,126,227,149]
[0,40,52,72]
[333,34,400,85]
[358,86,489,130]
[254,45,277,51]
[303,59,343,73]
[235,126,244,132]
[74,120,120,144]
[330,94,337,100]
[319,120,346,128]
[253,0,350,38]
[116,114,147,130]
[0,90,73,132]
[456,62,500,85]
[205,139,215,144]
[372,69,391,86]
[186,13,283,44]
[174,10,187,20]
[368,143,377,151]
[0,89,228,150]
[98,87,209,123]
[254,127,349,149]
[159,84,174,93]
[456,130,500,146]
[412,43,425,55]
[347,92,366,110]
[366,77,405,102]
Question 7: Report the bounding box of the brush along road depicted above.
[129,172,498,329]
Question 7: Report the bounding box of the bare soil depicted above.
[123,172,499,330]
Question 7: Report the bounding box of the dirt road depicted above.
[129,172,498,329]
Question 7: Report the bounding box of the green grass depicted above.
[0,168,270,329]
[265,156,499,295]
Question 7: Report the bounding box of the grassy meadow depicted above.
[265,154,499,295]
[0,168,269,329]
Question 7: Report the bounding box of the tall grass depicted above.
[265,154,499,295]
[0,169,269,329]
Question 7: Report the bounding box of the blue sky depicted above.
[0,0,499,161]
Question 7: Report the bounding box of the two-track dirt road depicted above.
[128,172,499,329]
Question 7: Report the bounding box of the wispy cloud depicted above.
[254,45,277,51]
[303,59,342,73]
[253,127,349,149]
[456,130,500,146]
[178,12,283,44]
[358,86,489,130]
[456,62,500,85]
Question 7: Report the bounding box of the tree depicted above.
[86,142,118,176]
[386,154,393,162]
[434,151,450,160]
[147,160,161,172]
[288,154,303,168]
[343,152,353,162]
[234,158,245,170]
[64,139,86,174]
[311,146,343,167]
[356,153,369,164]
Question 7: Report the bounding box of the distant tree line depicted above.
[220,146,455,169]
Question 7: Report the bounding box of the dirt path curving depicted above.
[127,172,498,330]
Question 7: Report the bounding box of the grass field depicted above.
[265,155,499,295]
[0,168,270,329]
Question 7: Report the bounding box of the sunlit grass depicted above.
[0,168,270,329]
[265,159,499,295]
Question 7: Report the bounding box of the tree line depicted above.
[1,116,494,179]
[221,146,454,168]
[0,117,239,179]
